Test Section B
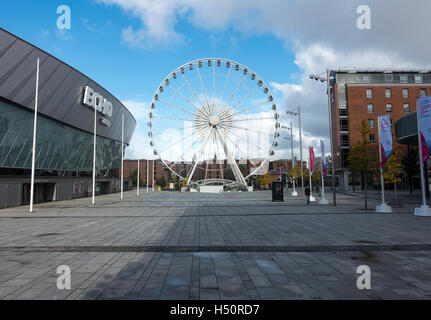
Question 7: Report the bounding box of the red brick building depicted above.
[331,69,431,190]
[123,158,306,188]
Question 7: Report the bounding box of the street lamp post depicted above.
[282,122,297,196]
[286,107,303,196]
[309,70,337,206]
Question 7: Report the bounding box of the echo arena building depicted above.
[0,28,136,208]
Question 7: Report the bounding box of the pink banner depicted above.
[309,147,315,173]
[418,97,431,162]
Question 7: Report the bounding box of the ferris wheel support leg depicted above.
[216,129,247,189]
[185,131,212,186]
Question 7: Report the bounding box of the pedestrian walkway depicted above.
[0,191,430,300]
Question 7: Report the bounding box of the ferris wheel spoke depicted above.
[167,84,201,112]
[181,73,207,111]
[222,73,247,111]
[166,127,211,173]
[227,117,273,123]
[227,124,275,138]
[152,115,195,122]
[213,62,216,108]
[223,125,270,154]
[222,85,261,116]
[196,66,211,110]
[216,125,250,160]
[151,124,196,136]
[157,130,200,155]
[221,67,231,104]
[158,98,199,118]
[227,100,270,118]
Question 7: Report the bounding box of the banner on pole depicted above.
[309,147,315,173]
[418,96,431,163]
[320,140,327,176]
[378,115,393,167]
[293,156,297,169]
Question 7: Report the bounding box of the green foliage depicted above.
[256,172,272,188]
[347,120,371,174]
[347,120,371,209]
[156,176,167,189]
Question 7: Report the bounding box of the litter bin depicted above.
[272,181,284,202]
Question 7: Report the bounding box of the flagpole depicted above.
[146,159,149,193]
[415,98,431,216]
[291,122,297,197]
[137,158,140,196]
[152,159,154,192]
[309,147,315,202]
[376,116,392,213]
[29,58,40,213]
[121,113,124,200]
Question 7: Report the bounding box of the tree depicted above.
[256,172,272,189]
[288,166,301,188]
[347,120,371,209]
[369,150,381,193]
[401,146,419,195]
[157,176,167,189]
[383,138,403,201]
[130,168,142,188]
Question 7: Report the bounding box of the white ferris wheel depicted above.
[147,58,280,190]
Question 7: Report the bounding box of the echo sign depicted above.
[83,86,113,117]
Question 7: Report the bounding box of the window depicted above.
[421,88,427,97]
[400,75,408,83]
[404,103,410,113]
[415,74,423,83]
[403,88,409,98]
[390,119,393,127]
[369,134,375,144]
[385,74,393,81]
[340,119,348,131]
[385,88,392,98]
[367,103,374,113]
[368,119,375,128]
[366,89,372,98]
[386,104,393,112]
[363,75,370,82]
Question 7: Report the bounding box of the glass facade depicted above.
[0,99,122,171]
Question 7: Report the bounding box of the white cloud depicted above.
[106,0,430,159]
[122,100,149,120]
[97,0,186,49]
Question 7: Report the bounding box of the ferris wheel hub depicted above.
[209,115,220,126]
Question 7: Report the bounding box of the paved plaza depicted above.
[0,190,430,300]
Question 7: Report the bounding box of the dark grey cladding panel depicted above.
[0,31,16,55]
[0,28,136,144]
[3,51,50,104]
[0,40,34,87]
[37,61,71,110]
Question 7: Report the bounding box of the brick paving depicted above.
[0,190,430,300]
